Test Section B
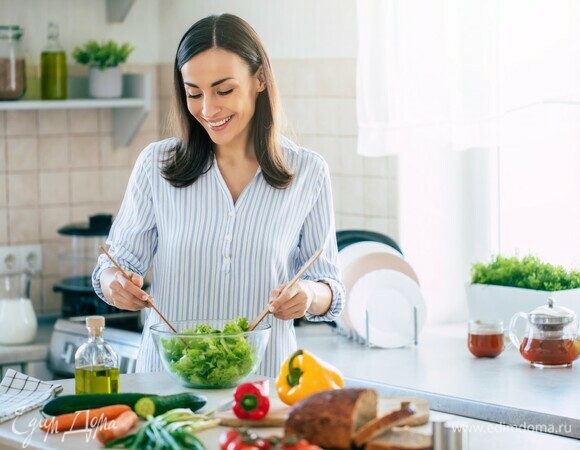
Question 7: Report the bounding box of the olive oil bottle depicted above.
[40,22,67,100]
[74,316,120,394]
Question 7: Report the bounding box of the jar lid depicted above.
[58,214,113,236]
[86,315,105,328]
[529,297,576,325]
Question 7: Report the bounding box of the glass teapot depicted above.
[509,297,579,368]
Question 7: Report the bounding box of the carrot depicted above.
[39,404,131,433]
[96,410,139,444]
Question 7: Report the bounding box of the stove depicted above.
[47,313,143,377]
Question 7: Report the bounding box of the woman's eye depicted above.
[187,93,202,99]
[218,89,233,96]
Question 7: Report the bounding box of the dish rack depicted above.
[332,306,419,348]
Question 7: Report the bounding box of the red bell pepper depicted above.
[232,381,270,420]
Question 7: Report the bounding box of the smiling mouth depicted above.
[205,115,233,128]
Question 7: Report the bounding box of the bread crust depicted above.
[284,388,377,450]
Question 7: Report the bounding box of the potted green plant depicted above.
[72,40,134,98]
[468,255,580,326]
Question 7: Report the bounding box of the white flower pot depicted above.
[89,66,122,98]
[466,283,580,326]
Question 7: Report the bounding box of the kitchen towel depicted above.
[0,369,63,423]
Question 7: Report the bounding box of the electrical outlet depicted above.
[19,245,43,273]
[0,247,21,275]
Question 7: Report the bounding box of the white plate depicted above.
[346,268,426,348]
[336,241,407,336]
[339,241,403,270]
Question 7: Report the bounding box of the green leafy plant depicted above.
[471,255,580,291]
[72,40,134,70]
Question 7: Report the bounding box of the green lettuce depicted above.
[160,317,256,387]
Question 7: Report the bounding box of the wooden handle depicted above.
[99,245,178,335]
[247,247,325,332]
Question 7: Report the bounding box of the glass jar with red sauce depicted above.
[509,297,579,368]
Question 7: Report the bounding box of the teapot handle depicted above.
[509,312,527,349]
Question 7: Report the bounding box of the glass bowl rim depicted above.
[149,319,271,337]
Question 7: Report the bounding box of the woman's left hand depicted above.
[268,281,315,320]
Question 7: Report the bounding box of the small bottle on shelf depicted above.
[74,316,120,394]
[41,21,67,100]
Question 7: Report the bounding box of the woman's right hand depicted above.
[100,267,151,311]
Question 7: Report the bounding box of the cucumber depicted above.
[42,392,206,417]
[42,393,154,416]
[134,392,207,418]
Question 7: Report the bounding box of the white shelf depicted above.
[0,73,152,146]
[0,98,144,110]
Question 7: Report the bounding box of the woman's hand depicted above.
[100,267,151,311]
[268,281,316,320]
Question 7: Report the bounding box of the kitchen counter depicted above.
[295,322,580,438]
[0,372,578,450]
[0,317,56,369]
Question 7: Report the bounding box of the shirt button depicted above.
[225,235,232,242]
[224,257,231,264]
[229,211,235,218]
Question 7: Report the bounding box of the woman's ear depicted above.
[256,67,266,92]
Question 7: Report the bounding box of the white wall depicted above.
[0,0,357,63]
[0,0,159,65]
[156,0,358,62]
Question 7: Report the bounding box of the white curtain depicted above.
[356,0,580,323]
[356,0,580,157]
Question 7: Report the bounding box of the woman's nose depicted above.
[202,96,220,118]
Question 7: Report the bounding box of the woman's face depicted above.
[181,48,264,152]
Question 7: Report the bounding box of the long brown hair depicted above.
[162,14,294,189]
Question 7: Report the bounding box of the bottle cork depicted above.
[86,316,105,328]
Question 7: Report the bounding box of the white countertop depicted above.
[295,322,580,438]
[0,372,578,450]
[0,318,55,365]
[0,320,578,448]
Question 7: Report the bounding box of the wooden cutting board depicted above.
[215,396,429,428]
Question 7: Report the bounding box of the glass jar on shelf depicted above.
[0,25,26,100]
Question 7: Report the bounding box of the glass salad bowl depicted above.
[150,318,271,389]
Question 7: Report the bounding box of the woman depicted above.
[92,13,344,377]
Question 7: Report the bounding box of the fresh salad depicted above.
[160,317,256,387]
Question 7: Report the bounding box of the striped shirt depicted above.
[92,136,345,378]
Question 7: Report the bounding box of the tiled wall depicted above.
[1,59,398,316]
[0,65,160,315]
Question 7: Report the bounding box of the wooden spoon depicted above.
[248,247,325,331]
[99,245,178,334]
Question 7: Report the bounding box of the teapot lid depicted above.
[529,297,576,325]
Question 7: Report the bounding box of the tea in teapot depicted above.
[509,297,579,368]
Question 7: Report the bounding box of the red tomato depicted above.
[227,441,259,450]
[252,438,272,450]
[219,429,240,450]
[283,440,321,450]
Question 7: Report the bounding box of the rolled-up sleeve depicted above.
[92,145,158,302]
[298,157,345,322]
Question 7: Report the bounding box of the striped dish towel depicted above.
[0,369,63,423]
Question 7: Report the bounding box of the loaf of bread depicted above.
[366,429,433,450]
[284,388,377,450]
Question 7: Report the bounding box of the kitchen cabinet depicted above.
[0,73,151,146]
